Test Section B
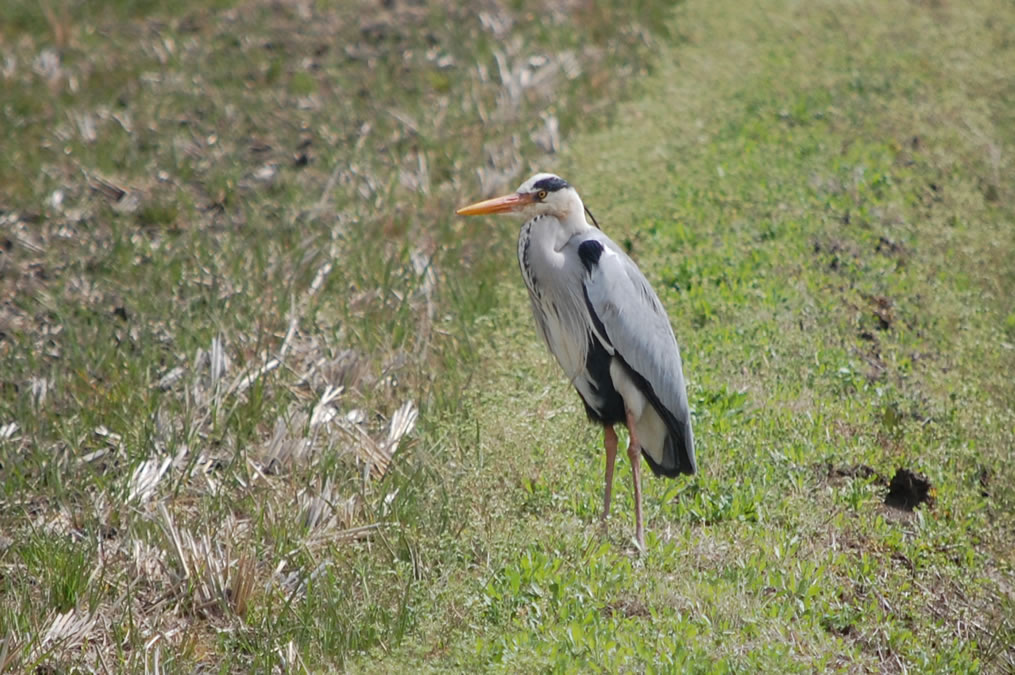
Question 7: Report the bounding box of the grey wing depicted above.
[583,238,696,473]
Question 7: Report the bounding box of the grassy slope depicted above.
[373,0,1015,671]
[1,0,1013,671]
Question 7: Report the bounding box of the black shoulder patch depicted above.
[577,239,604,272]
[532,176,569,193]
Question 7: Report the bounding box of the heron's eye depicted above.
[537,190,548,200]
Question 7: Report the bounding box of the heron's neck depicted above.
[550,193,593,245]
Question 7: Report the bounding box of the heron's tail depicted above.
[639,405,696,478]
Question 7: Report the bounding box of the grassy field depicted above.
[2,0,1014,671]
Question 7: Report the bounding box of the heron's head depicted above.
[456,173,583,222]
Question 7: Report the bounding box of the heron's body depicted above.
[458,173,696,548]
[518,215,696,477]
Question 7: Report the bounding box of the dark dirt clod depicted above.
[865,294,895,330]
[875,235,905,257]
[884,468,934,511]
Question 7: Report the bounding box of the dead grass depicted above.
[0,0,672,670]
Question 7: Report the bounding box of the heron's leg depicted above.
[625,411,645,550]
[601,426,618,521]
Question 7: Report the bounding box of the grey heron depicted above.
[457,173,696,549]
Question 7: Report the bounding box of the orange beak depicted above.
[456,191,533,216]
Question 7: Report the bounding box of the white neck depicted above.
[546,189,592,246]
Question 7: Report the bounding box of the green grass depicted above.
[2,0,1014,671]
